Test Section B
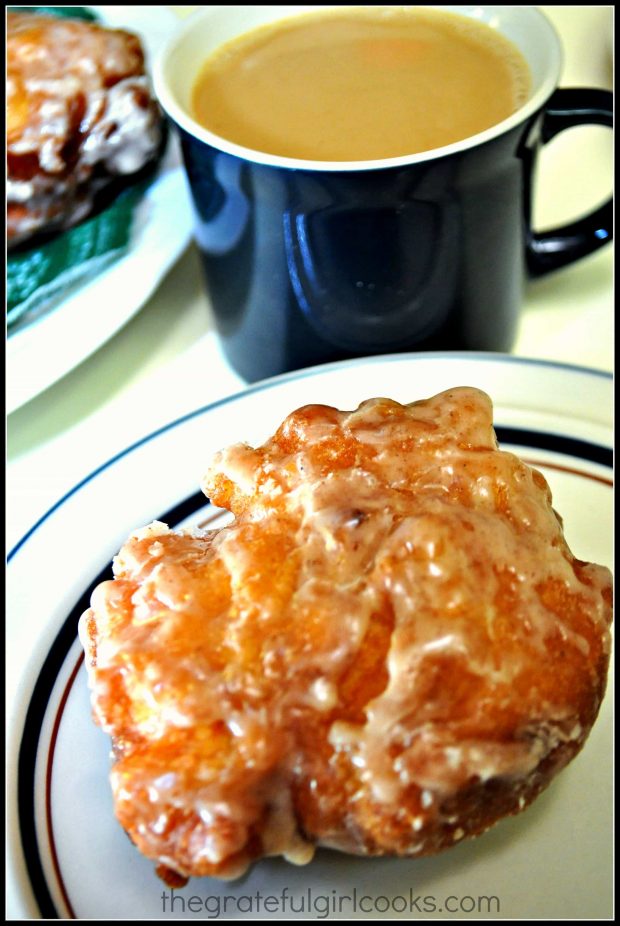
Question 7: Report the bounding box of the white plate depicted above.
[6,6,194,415]
[6,354,613,919]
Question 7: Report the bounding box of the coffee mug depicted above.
[154,6,613,382]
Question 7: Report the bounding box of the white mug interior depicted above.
[153,4,562,172]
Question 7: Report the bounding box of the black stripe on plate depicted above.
[15,428,612,917]
[495,427,612,469]
[17,490,208,919]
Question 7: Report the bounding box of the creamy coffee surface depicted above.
[191,7,531,161]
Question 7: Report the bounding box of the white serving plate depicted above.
[7,354,613,919]
[6,6,194,414]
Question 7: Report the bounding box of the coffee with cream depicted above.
[191,6,531,161]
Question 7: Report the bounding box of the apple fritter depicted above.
[79,387,612,881]
[7,11,163,248]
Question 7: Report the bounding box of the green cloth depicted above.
[7,183,148,328]
[7,5,97,20]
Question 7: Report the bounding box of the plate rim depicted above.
[7,350,614,919]
[8,351,613,563]
[5,5,193,415]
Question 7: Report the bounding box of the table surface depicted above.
[7,5,613,552]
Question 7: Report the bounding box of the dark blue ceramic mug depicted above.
[154,6,612,382]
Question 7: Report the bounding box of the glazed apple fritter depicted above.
[7,11,163,248]
[79,387,612,881]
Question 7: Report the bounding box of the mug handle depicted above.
[526,87,613,278]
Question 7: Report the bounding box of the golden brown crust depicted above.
[79,388,612,880]
[7,11,163,247]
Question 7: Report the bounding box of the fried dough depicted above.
[7,11,163,247]
[79,387,612,881]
